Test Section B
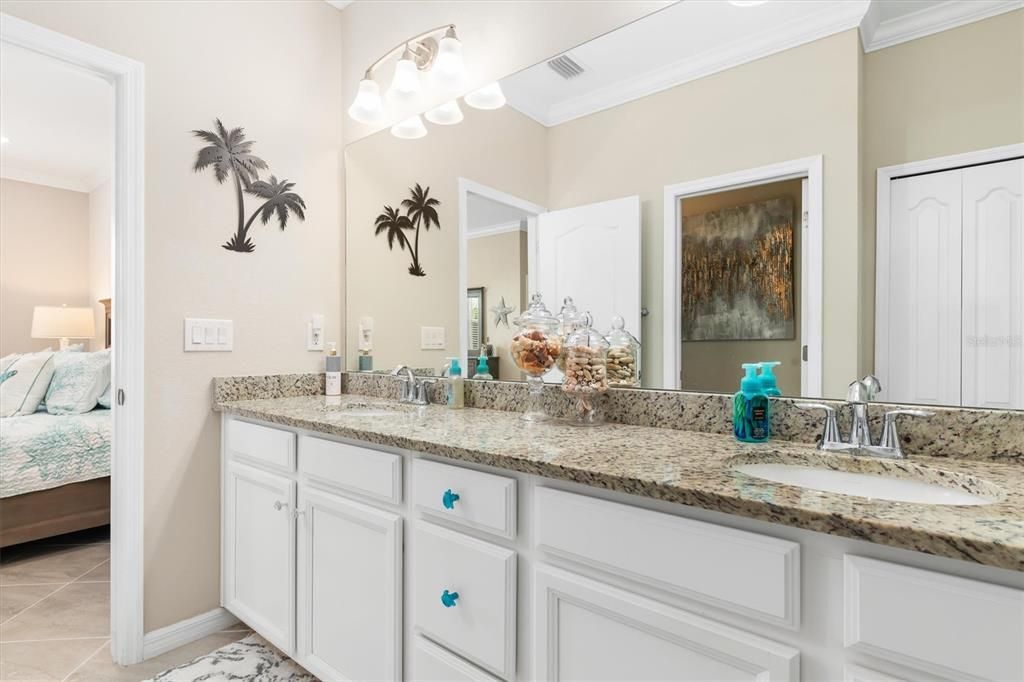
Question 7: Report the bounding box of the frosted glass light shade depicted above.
[464,82,506,110]
[424,100,463,125]
[389,57,421,96]
[348,78,383,124]
[31,305,95,340]
[391,115,428,139]
[434,34,465,84]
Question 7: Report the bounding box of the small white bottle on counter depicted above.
[325,342,342,396]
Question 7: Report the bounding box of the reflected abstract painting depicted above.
[681,197,795,341]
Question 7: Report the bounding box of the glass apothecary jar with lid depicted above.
[555,296,581,373]
[510,293,562,421]
[561,311,609,425]
[605,314,641,388]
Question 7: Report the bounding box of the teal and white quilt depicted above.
[1,409,111,498]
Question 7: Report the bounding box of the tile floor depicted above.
[1,526,251,681]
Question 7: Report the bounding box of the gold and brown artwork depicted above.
[681,196,795,341]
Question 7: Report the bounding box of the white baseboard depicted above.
[142,607,240,660]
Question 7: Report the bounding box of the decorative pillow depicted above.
[98,383,112,409]
[0,351,56,417]
[45,349,111,415]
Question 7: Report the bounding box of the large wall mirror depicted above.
[345,1,1023,409]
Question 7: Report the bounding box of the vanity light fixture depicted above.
[348,23,463,125]
[464,82,506,110]
[348,76,384,124]
[424,100,464,125]
[391,114,428,140]
[728,1,768,6]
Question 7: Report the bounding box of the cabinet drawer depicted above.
[413,636,500,682]
[844,555,1024,681]
[300,435,401,504]
[413,523,516,679]
[534,487,800,628]
[225,418,296,472]
[412,459,516,539]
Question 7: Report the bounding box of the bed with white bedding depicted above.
[1,408,111,499]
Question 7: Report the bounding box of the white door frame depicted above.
[662,156,823,396]
[1,14,147,665]
[457,178,546,364]
[874,142,1024,389]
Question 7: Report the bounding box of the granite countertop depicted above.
[216,394,1024,572]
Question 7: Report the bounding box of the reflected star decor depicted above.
[490,296,516,328]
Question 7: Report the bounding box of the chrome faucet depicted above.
[391,365,436,406]
[797,375,932,460]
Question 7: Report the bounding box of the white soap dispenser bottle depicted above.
[325,342,342,396]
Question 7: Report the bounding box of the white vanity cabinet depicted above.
[221,414,1023,682]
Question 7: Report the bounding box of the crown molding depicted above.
[861,0,1022,52]
[466,220,526,240]
[0,165,95,193]
[523,0,869,128]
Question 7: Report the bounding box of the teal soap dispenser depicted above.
[734,363,771,443]
[759,361,782,397]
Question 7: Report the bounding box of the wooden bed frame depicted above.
[0,298,114,548]
[0,477,110,547]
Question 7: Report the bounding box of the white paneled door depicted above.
[961,159,1024,409]
[535,196,641,380]
[878,157,1023,408]
[883,169,963,405]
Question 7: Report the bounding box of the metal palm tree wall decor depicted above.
[192,119,307,253]
[373,183,440,277]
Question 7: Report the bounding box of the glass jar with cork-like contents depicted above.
[510,293,562,421]
[605,314,640,388]
[561,311,609,425]
[555,296,581,374]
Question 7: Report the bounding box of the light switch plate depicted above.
[184,318,233,352]
[420,326,446,350]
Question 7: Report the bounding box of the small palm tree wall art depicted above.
[192,119,307,252]
[374,183,441,277]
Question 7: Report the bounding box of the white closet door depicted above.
[883,170,962,405]
[536,196,641,367]
[961,159,1024,409]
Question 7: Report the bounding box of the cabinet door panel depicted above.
[298,488,402,682]
[223,461,296,654]
[962,159,1024,409]
[534,564,799,682]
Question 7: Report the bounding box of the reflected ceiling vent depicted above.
[547,54,585,80]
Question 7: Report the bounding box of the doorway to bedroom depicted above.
[0,17,146,675]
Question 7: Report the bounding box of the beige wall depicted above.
[89,179,112,350]
[467,228,528,377]
[0,179,91,356]
[1,0,343,631]
[546,30,863,398]
[345,105,547,373]
[339,1,673,145]
[680,179,803,395]
[860,10,1024,375]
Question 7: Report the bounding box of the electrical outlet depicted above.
[184,318,233,351]
[420,326,446,350]
[307,314,325,351]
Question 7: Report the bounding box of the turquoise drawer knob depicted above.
[441,589,459,608]
[442,489,460,510]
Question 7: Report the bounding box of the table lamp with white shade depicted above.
[31,305,96,350]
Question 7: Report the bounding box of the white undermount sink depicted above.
[332,402,415,418]
[731,455,1002,506]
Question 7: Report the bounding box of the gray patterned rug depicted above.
[145,634,318,681]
